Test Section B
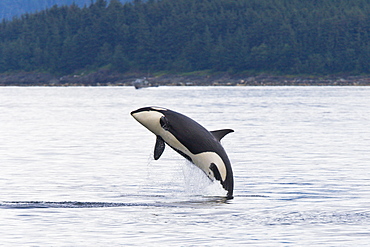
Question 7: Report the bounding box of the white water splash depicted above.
[181,160,227,197]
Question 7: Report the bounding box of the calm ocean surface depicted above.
[1,86,369,246]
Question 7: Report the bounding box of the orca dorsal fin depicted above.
[154,136,165,160]
[211,129,234,141]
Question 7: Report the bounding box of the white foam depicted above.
[181,161,227,197]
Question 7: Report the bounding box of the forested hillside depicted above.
[0,0,131,20]
[1,0,370,75]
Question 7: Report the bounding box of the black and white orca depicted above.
[131,106,234,199]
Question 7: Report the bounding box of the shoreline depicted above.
[1,71,370,86]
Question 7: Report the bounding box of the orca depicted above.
[131,106,234,199]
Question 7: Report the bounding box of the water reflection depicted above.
[1,196,232,209]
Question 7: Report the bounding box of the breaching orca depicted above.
[131,106,234,199]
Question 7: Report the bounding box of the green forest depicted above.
[1,0,370,76]
[0,0,131,20]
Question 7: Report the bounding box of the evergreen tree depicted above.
[1,0,370,75]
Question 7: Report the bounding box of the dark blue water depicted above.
[1,86,369,246]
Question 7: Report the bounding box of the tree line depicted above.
[0,0,99,20]
[1,0,370,75]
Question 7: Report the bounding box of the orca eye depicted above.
[160,116,170,130]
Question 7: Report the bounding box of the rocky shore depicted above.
[1,70,370,86]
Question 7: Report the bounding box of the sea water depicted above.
[0,86,369,246]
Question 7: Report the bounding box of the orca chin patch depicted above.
[209,163,222,181]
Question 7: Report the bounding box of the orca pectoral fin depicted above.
[154,136,165,160]
[211,129,234,141]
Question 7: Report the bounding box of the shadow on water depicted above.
[0,194,267,209]
[0,196,235,209]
